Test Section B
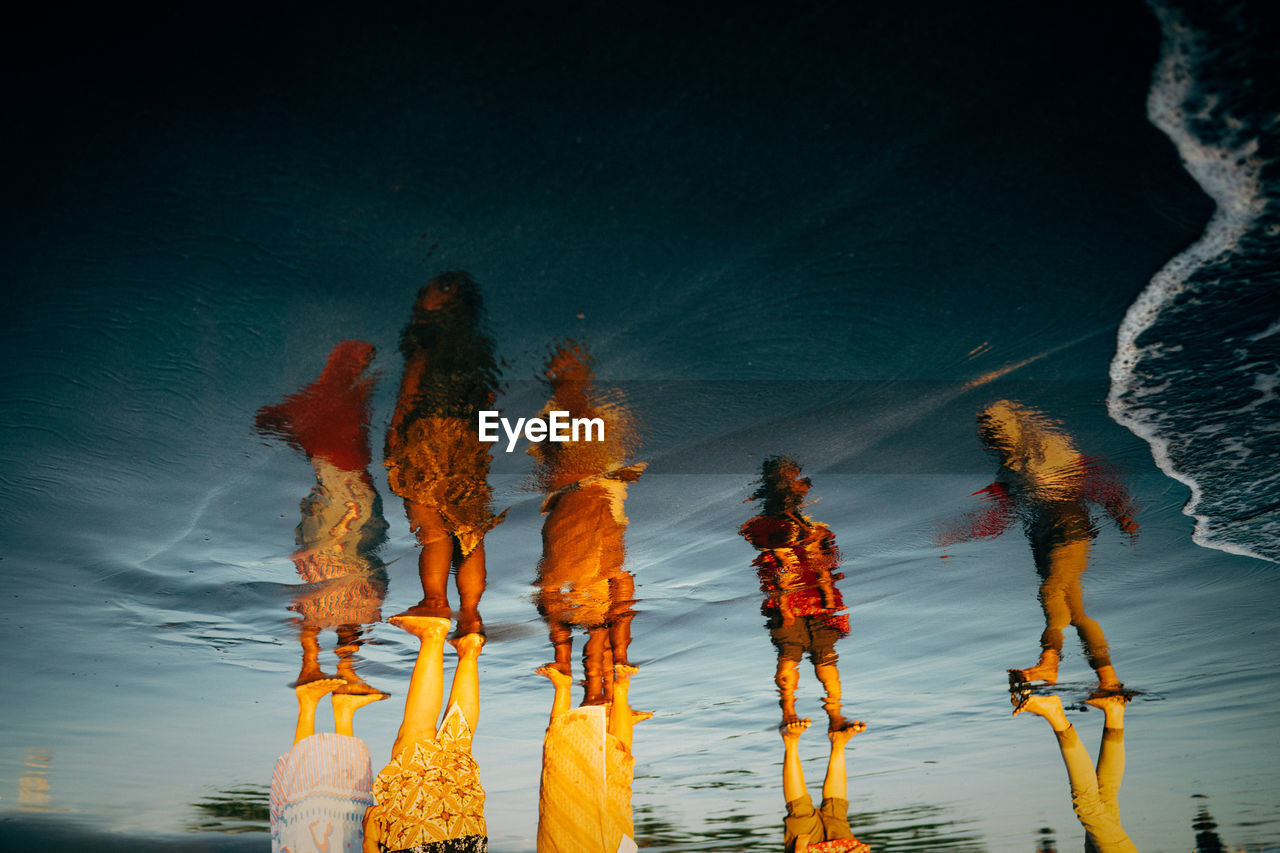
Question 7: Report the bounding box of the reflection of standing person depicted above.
[741,458,851,731]
[535,663,640,853]
[529,343,644,705]
[384,273,506,637]
[942,401,1138,689]
[363,616,487,853]
[255,340,390,693]
[257,341,391,853]
[780,718,869,853]
[1012,692,1139,853]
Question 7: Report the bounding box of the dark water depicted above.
[2,1,1278,851]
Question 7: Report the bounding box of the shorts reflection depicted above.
[1011,689,1139,853]
[942,401,1139,690]
[256,340,390,853]
[741,457,853,732]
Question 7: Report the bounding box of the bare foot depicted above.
[631,710,655,723]
[1010,649,1060,684]
[332,691,390,713]
[295,677,345,702]
[613,663,639,684]
[829,717,867,736]
[1012,694,1069,729]
[450,632,485,656]
[395,599,452,620]
[388,614,451,640]
[780,717,812,743]
[536,664,573,689]
[1084,691,1130,728]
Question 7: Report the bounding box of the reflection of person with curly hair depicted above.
[384,273,506,638]
[1011,690,1139,853]
[256,341,391,853]
[742,457,852,731]
[942,401,1138,690]
[529,342,643,706]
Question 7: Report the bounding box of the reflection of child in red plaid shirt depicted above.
[742,457,854,732]
[742,514,849,637]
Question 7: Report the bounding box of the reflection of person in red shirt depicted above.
[741,457,852,731]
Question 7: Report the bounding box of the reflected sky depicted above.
[3,1,1280,852]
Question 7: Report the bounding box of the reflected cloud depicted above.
[529,342,644,853]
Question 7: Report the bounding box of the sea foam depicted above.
[1109,0,1280,562]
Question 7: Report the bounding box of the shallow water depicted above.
[4,1,1279,852]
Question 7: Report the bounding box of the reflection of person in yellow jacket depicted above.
[529,342,643,706]
[384,273,506,638]
[941,401,1138,690]
[1012,691,1139,853]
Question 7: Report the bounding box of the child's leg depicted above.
[776,657,801,724]
[1085,694,1128,813]
[293,678,344,745]
[821,721,864,803]
[781,717,811,805]
[536,664,573,723]
[447,633,484,735]
[582,626,609,705]
[454,540,487,636]
[332,691,388,737]
[608,664,638,752]
[404,503,453,617]
[389,615,448,757]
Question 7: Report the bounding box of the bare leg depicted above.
[403,503,452,618]
[447,633,484,735]
[822,720,865,802]
[547,619,574,677]
[332,691,388,737]
[582,626,609,705]
[334,625,382,695]
[1085,693,1129,813]
[1012,693,1071,731]
[814,662,848,731]
[608,664,638,752]
[776,658,801,724]
[781,717,812,805]
[607,572,636,667]
[454,541,487,637]
[293,678,344,745]
[389,615,449,757]
[296,625,329,685]
[537,664,573,722]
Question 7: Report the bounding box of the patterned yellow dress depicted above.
[368,704,486,853]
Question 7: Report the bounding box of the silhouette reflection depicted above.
[741,458,852,731]
[384,272,506,637]
[941,401,1138,689]
[528,342,645,853]
[256,340,390,853]
[363,275,503,853]
[1011,690,1139,853]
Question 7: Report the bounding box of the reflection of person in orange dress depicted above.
[256,341,391,853]
[384,273,506,637]
[741,458,851,731]
[529,343,644,706]
[1011,689,1139,853]
[941,401,1138,690]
